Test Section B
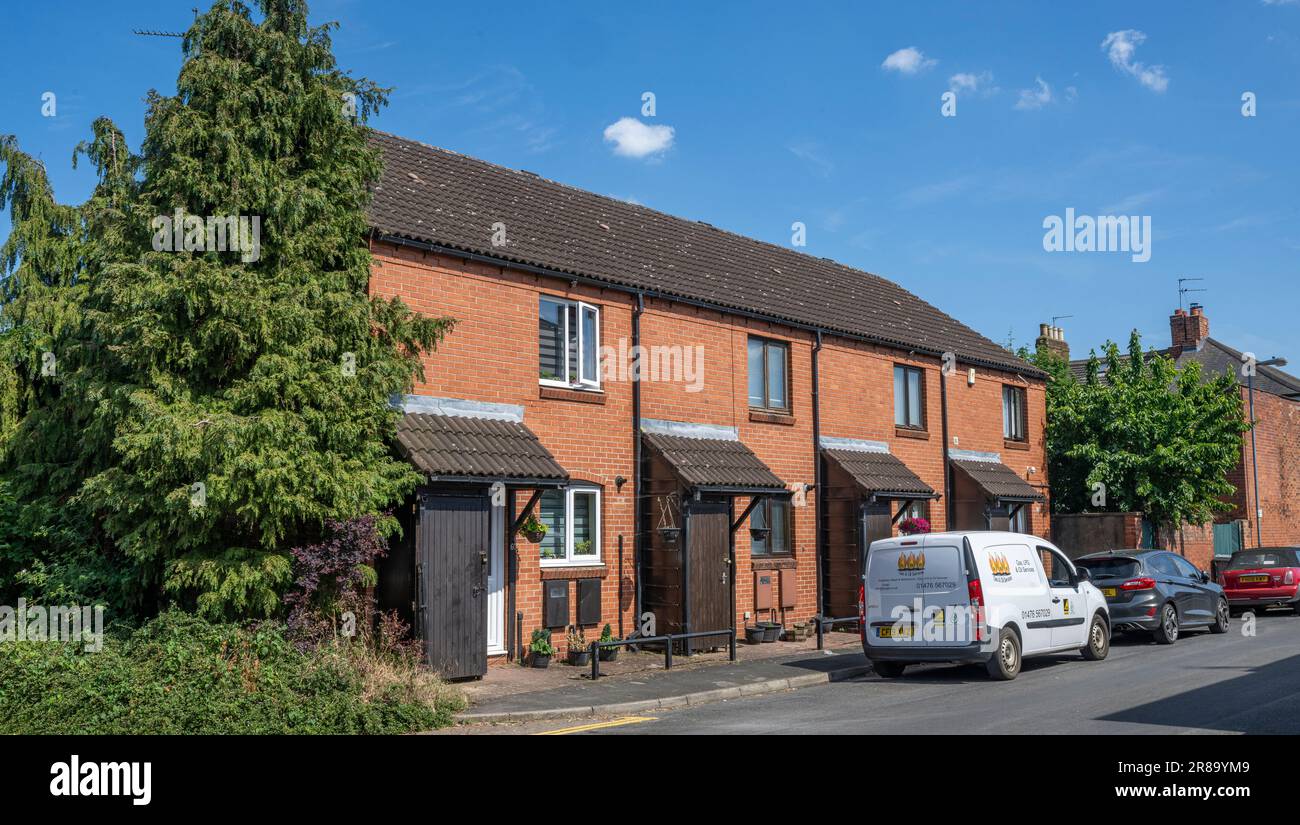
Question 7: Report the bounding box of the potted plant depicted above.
[658,526,680,545]
[565,626,590,666]
[757,620,781,642]
[899,516,931,536]
[597,623,620,661]
[744,625,765,644]
[529,628,555,668]
[519,513,547,543]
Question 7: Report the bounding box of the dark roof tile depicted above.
[823,448,936,499]
[395,413,568,481]
[951,458,1043,502]
[643,432,785,491]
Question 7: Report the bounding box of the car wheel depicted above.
[1209,599,1230,634]
[872,661,907,678]
[1081,614,1110,660]
[1152,603,1179,644]
[985,628,1021,681]
[1292,602,1300,616]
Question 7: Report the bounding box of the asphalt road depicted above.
[565,609,1300,735]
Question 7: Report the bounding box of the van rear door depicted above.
[864,536,970,649]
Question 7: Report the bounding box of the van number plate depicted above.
[876,626,914,639]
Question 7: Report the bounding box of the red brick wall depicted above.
[369,239,1049,655]
[1240,386,1300,548]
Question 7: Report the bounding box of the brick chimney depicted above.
[1170,303,1209,350]
[1035,322,1069,361]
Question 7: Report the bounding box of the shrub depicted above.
[0,610,463,734]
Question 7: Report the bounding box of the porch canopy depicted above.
[950,456,1044,505]
[396,410,569,487]
[822,446,937,503]
[642,428,787,497]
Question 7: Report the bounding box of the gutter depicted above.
[812,329,825,620]
[940,367,953,528]
[373,233,1047,380]
[632,292,644,637]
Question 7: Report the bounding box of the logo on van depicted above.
[989,552,1013,581]
[898,551,926,572]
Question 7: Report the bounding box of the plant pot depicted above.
[658,527,681,545]
[758,622,781,643]
[744,626,765,645]
[521,528,546,543]
[567,649,591,666]
[598,646,619,662]
[530,653,551,668]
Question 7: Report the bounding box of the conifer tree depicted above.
[0,0,450,618]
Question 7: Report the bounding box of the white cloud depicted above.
[949,71,996,96]
[602,117,675,158]
[882,47,937,75]
[1014,77,1054,110]
[1101,30,1169,93]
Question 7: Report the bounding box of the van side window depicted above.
[1037,547,1073,588]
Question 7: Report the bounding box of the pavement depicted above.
[451,608,1300,734]
[452,642,869,725]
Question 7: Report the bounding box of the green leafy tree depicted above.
[0,0,450,618]
[1027,331,1248,546]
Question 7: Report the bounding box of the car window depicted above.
[1146,554,1178,576]
[1170,556,1201,579]
[1075,557,1140,579]
[1036,547,1074,588]
[1228,551,1294,570]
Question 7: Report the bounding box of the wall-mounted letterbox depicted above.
[544,580,569,628]
[577,578,602,626]
[779,568,797,608]
[754,573,774,611]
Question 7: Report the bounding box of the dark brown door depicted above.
[418,493,489,679]
[687,498,732,650]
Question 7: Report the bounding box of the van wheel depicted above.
[1209,599,1230,634]
[985,628,1021,681]
[1152,603,1179,644]
[872,661,907,679]
[1081,614,1110,660]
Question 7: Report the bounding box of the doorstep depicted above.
[453,631,868,724]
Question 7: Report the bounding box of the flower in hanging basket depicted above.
[518,512,547,542]
[899,516,931,536]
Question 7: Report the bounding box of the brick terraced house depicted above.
[1063,303,1300,570]
[366,131,1049,678]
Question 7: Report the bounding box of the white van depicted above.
[858,531,1110,680]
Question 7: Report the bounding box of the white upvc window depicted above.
[538,485,602,567]
[539,296,600,390]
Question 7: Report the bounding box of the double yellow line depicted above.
[534,716,657,735]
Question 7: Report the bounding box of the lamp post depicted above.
[1248,357,1288,546]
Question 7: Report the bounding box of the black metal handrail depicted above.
[588,628,737,680]
[811,615,861,649]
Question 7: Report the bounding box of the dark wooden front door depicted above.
[418,492,490,680]
[687,498,732,651]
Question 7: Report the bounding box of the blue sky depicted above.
[4,0,1299,364]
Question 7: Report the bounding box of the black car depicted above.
[1074,550,1230,644]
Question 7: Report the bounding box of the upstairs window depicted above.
[747,337,789,411]
[539,296,600,389]
[893,365,925,429]
[1003,385,1027,441]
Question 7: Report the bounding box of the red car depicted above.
[1221,547,1300,615]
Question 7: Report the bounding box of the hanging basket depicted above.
[521,527,546,543]
[658,527,681,545]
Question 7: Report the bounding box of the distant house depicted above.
[365,130,1048,678]
[1047,304,1300,567]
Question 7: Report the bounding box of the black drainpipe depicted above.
[506,487,517,662]
[631,292,644,634]
[812,329,824,620]
[940,366,953,528]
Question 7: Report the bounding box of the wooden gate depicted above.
[1213,521,1243,559]
[418,492,490,680]
[687,498,732,650]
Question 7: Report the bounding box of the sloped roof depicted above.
[823,448,936,499]
[643,431,786,492]
[367,130,1042,377]
[395,413,568,482]
[951,458,1044,502]
[1068,338,1300,399]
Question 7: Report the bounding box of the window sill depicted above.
[539,385,606,404]
[1003,438,1030,451]
[749,409,795,426]
[751,556,797,570]
[540,564,605,579]
[895,427,929,440]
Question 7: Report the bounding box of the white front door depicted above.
[486,504,506,655]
